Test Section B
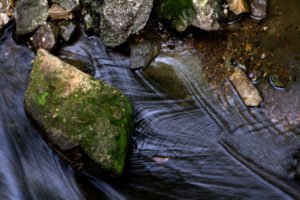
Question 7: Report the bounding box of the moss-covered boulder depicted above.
[25,49,132,175]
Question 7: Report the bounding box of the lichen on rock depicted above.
[100,0,154,47]
[81,0,153,47]
[25,49,133,175]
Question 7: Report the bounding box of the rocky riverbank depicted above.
[1,0,300,181]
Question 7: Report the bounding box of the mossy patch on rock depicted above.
[25,49,133,175]
[155,0,222,32]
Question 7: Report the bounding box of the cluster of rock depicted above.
[156,0,267,32]
[0,0,268,176]
[9,0,154,48]
[0,0,267,48]
[0,0,137,175]
[13,0,78,50]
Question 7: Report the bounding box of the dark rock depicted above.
[30,23,58,51]
[58,21,76,42]
[80,0,102,35]
[15,0,48,35]
[250,0,267,20]
[130,35,161,69]
[25,49,133,175]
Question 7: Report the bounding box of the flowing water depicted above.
[0,1,300,199]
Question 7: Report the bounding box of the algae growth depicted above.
[25,49,133,175]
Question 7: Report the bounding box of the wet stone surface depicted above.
[58,21,76,42]
[15,0,48,35]
[130,34,161,69]
[25,49,133,175]
[100,0,154,47]
[250,0,267,20]
[30,23,58,51]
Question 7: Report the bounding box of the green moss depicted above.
[155,0,195,30]
[37,92,49,106]
[113,130,128,174]
[25,50,133,175]
[156,0,193,19]
[112,105,133,175]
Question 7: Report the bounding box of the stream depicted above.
[0,1,300,199]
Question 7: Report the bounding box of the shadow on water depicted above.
[0,1,300,200]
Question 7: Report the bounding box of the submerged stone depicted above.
[25,49,132,175]
[15,0,48,35]
[229,67,262,106]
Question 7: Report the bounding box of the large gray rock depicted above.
[81,0,153,47]
[25,49,133,175]
[15,0,48,35]
[100,0,153,47]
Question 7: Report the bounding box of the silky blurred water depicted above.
[0,0,299,199]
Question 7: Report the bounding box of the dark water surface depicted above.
[0,1,300,199]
